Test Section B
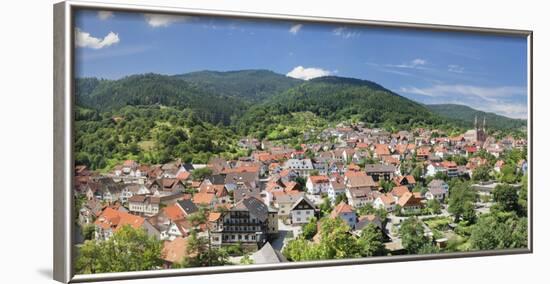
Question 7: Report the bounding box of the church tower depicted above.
[476,116,486,143]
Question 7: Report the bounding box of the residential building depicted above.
[374,193,398,212]
[306,175,330,194]
[283,159,314,177]
[128,195,161,216]
[397,192,424,212]
[290,196,316,224]
[94,207,145,240]
[327,175,346,204]
[364,164,396,181]
[210,197,278,247]
[330,201,358,230]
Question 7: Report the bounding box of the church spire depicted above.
[474,115,478,129]
[483,117,486,131]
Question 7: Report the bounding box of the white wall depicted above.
[0,0,547,283]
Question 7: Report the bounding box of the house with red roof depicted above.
[374,193,398,212]
[306,175,330,194]
[393,175,417,190]
[330,201,358,230]
[94,207,145,240]
[397,192,424,213]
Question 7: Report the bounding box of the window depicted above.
[297,218,301,222]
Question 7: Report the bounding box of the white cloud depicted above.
[400,84,524,101]
[399,84,527,118]
[97,11,113,20]
[386,58,428,69]
[332,27,359,39]
[75,28,120,49]
[286,66,332,80]
[144,14,189,28]
[448,64,465,73]
[289,24,303,35]
[412,58,426,66]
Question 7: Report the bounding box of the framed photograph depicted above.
[53,1,532,283]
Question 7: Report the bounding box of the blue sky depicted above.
[75,10,528,119]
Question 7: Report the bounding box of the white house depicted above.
[330,202,357,230]
[120,184,150,203]
[346,188,380,208]
[373,193,398,212]
[327,175,346,204]
[290,196,316,224]
[283,159,314,177]
[427,161,458,178]
[94,207,145,241]
[128,195,161,216]
[160,222,187,241]
[306,175,330,194]
[426,179,449,201]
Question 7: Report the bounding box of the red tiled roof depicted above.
[176,171,191,180]
[378,193,396,205]
[391,186,410,197]
[398,192,423,207]
[308,175,330,184]
[164,204,186,221]
[375,144,390,156]
[193,192,215,205]
[441,161,457,169]
[330,201,354,218]
[94,207,144,231]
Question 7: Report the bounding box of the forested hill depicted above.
[426,104,527,130]
[75,74,248,125]
[173,69,302,102]
[235,76,450,138]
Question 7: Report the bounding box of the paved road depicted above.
[271,219,302,251]
[271,229,288,251]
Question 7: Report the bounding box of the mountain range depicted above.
[76,69,526,131]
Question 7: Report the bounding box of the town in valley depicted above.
[73,9,529,274]
[74,115,528,273]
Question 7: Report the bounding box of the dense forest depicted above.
[75,105,246,170]
[75,70,527,170]
[76,74,247,125]
[174,69,302,102]
[235,76,456,139]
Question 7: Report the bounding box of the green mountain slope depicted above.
[173,69,302,102]
[235,76,449,138]
[75,73,248,125]
[426,104,526,130]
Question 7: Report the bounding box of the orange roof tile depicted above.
[193,192,215,205]
[164,204,186,221]
[330,201,354,218]
[94,207,144,231]
[391,186,410,197]
[308,175,330,184]
[176,171,191,180]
